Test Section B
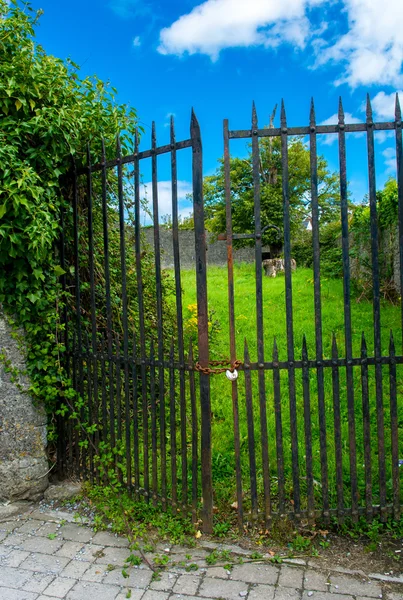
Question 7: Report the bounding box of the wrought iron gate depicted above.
[59,96,403,532]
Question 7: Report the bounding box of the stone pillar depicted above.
[0,316,49,501]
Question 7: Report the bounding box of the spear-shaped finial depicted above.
[309,98,316,127]
[116,133,121,156]
[244,338,250,364]
[86,142,91,167]
[395,92,401,121]
[361,331,367,355]
[272,336,279,361]
[338,97,345,124]
[280,99,287,128]
[252,101,258,129]
[152,121,156,147]
[331,332,338,359]
[389,329,396,355]
[302,334,308,360]
[170,114,175,143]
[366,93,373,123]
[134,127,139,151]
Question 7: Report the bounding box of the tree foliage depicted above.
[203,136,340,249]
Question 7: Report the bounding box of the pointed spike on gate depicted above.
[389,329,396,355]
[152,120,156,147]
[252,101,258,128]
[86,143,91,167]
[338,97,345,124]
[244,338,250,363]
[170,337,175,359]
[302,334,308,360]
[190,108,200,136]
[331,332,339,359]
[132,332,137,359]
[361,331,368,356]
[101,137,106,161]
[134,128,139,151]
[116,133,121,157]
[366,93,373,123]
[395,93,402,121]
[272,336,279,361]
[188,338,194,363]
[170,114,176,143]
[280,99,287,128]
[309,98,316,127]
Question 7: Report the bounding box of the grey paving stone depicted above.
[0,587,37,600]
[20,552,69,574]
[0,566,32,588]
[55,541,85,558]
[330,575,382,597]
[2,548,30,567]
[278,566,304,589]
[0,530,8,542]
[76,543,104,562]
[0,521,20,533]
[149,571,178,591]
[37,522,61,537]
[387,594,403,600]
[170,596,214,600]
[14,519,44,534]
[66,581,120,600]
[81,563,108,582]
[206,566,230,579]
[60,523,94,543]
[22,572,55,593]
[95,546,132,566]
[172,573,201,595]
[43,576,77,597]
[91,530,129,547]
[19,535,63,554]
[115,591,145,600]
[199,576,249,599]
[274,587,301,600]
[3,532,27,547]
[302,593,354,600]
[37,597,62,600]
[0,545,11,558]
[303,570,329,592]
[248,583,275,600]
[60,559,92,579]
[103,565,153,588]
[141,592,170,600]
[231,563,279,585]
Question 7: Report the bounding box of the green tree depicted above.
[203,135,340,250]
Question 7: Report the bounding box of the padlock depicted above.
[226,369,238,381]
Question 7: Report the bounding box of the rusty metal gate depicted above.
[58,96,403,532]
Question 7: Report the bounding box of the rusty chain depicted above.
[194,358,242,376]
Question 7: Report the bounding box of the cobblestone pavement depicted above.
[1,505,402,600]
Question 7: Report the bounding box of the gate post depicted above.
[191,110,213,533]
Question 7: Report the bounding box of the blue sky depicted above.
[32,0,403,222]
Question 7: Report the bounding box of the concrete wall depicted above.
[143,228,271,268]
[0,316,48,501]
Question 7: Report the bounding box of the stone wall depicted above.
[143,228,272,268]
[0,315,48,501]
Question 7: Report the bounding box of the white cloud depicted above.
[158,0,325,60]
[158,0,403,88]
[132,36,141,47]
[382,147,396,174]
[370,91,403,120]
[140,180,193,225]
[319,112,362,145]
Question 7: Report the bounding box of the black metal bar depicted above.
[58,207,68,477]
[170,117,188,509]
[272,338,285,515]
[395,95,403,352]
[338,99,358,518]
[389,331,400,518]
[228,122,396,140]
[331,334,344,520]
[243,340,258,520]
[302,335,314,519]
[366,95,386,518]
[116,136,132,490]
[251,103,271,525]
[281,100,300,516]
[360,332,372,518]
[101,140,116,460]
[115,333,122,478]
[77,139,193,174]
[224,117,243,528]
[132,335,140,499]
[134,129,149,499]
[150,340,158,505]
[309,100,329,518]
[169,340,178,511]
[72,158,85,478]
[189,340,198,523]
[191,109,213,533]
[100,335,107,445]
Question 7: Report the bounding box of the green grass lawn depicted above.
[175,264,403,515]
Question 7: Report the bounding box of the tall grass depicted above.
[177,264,403,514]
